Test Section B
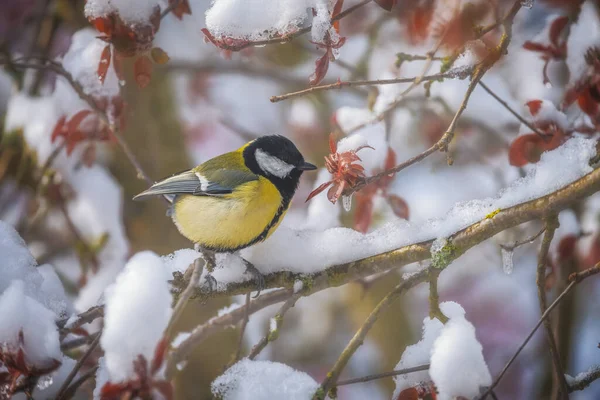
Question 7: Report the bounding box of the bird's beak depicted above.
[298,162,317,171]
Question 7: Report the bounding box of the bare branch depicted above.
[478,80,548,139]
[55,334,101,400]
[480,261,600,399]
[247,293,301,360]
[270,70,463,103]
[336,364,430,386]
[536,215,569,399]
[314,268,430,399]
[500,226,546,251]
[165,254,205,341]
[568,365,600,392]
[233,293,252,362]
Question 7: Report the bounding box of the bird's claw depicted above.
[205,273,217,292]
[243,260,265,298]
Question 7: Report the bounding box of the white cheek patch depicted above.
[255,149,295,178]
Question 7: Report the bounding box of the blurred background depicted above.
[1,0,600,399]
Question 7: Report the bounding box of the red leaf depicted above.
[169,0,191,20]
[383,147,397,170]
[98,45,111,84]
[578,88,599,116]
[113,51,124,82]
[408,0,435,44]
[154,381,174,400]
[558,235,578,261]
[387,195,409,220]
[91,17,113,35]
[306,181,334,202]
[508,134,543,167]
[134,56,153,88]
[150,338,168,375]
[81,144,97,168]
[51,116,67,142]
[327,181,345,203]
[526,100,543,116]
[397,387,419,400]
[201,28,219,47]
[522,41,550,53]
[374,0,398,11]
[309,53,330,86]
[67,110,93,134]
[332,0,344,32]
[329,132,338,153]
[354,195,374,233]
[549,16,569,48]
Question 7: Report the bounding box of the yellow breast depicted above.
[172,176,286,252]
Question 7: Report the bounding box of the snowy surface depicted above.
[100,251,173,382]
[211,358,319,400]
[205,0,334,42]
[84,0,161,25]
[58,29,120,104]
[566,1,600,85]
[0,280,61,367]
[429,302,492,400]
[207,138,598,278]
[393,302,491,399]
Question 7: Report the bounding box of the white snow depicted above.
[84,0,161,25]
[212,358,319,400]
[58,29,120,106]
[392,311,444,397]
[0,221,69,317]
[205,0,335,43]
[429,302,492,400]
[93,357,109,400]
[0,280,61,367]
[566,1,600,85]
[100,251,173,382]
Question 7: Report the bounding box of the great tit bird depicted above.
[133,135,317,290]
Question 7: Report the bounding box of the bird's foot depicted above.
[205,273,218,292]
[241,258,265,298]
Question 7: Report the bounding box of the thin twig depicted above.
[247,293,301,360]
[270,70,460,103]
[165,253,205,341]
[478,80,548,139]
[314,268,430,399]
[480,261,600,399]
[344,0,523,196]
[1,58,154,187]
[500,226,546,251]
[568,365,600,392]
[536,215,569,400]
[233,293,252,362]
[55,334,101,400]
[58,305,104,332]
[167,288,293,377]
[58,200,100,273]
[59,365,99,400]
[336,364,430,386]
[61,332,100,352]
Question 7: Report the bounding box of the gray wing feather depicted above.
[133,169,258,200]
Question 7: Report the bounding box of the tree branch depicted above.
[336,364,430,386]
[55,333,101,400]
[480,261,600,399]
[536,215,569,400]
[269,70,467,103]
[247,293,301,360]
[314,268,430,399]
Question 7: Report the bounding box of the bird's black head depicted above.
[243,135,317,202]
